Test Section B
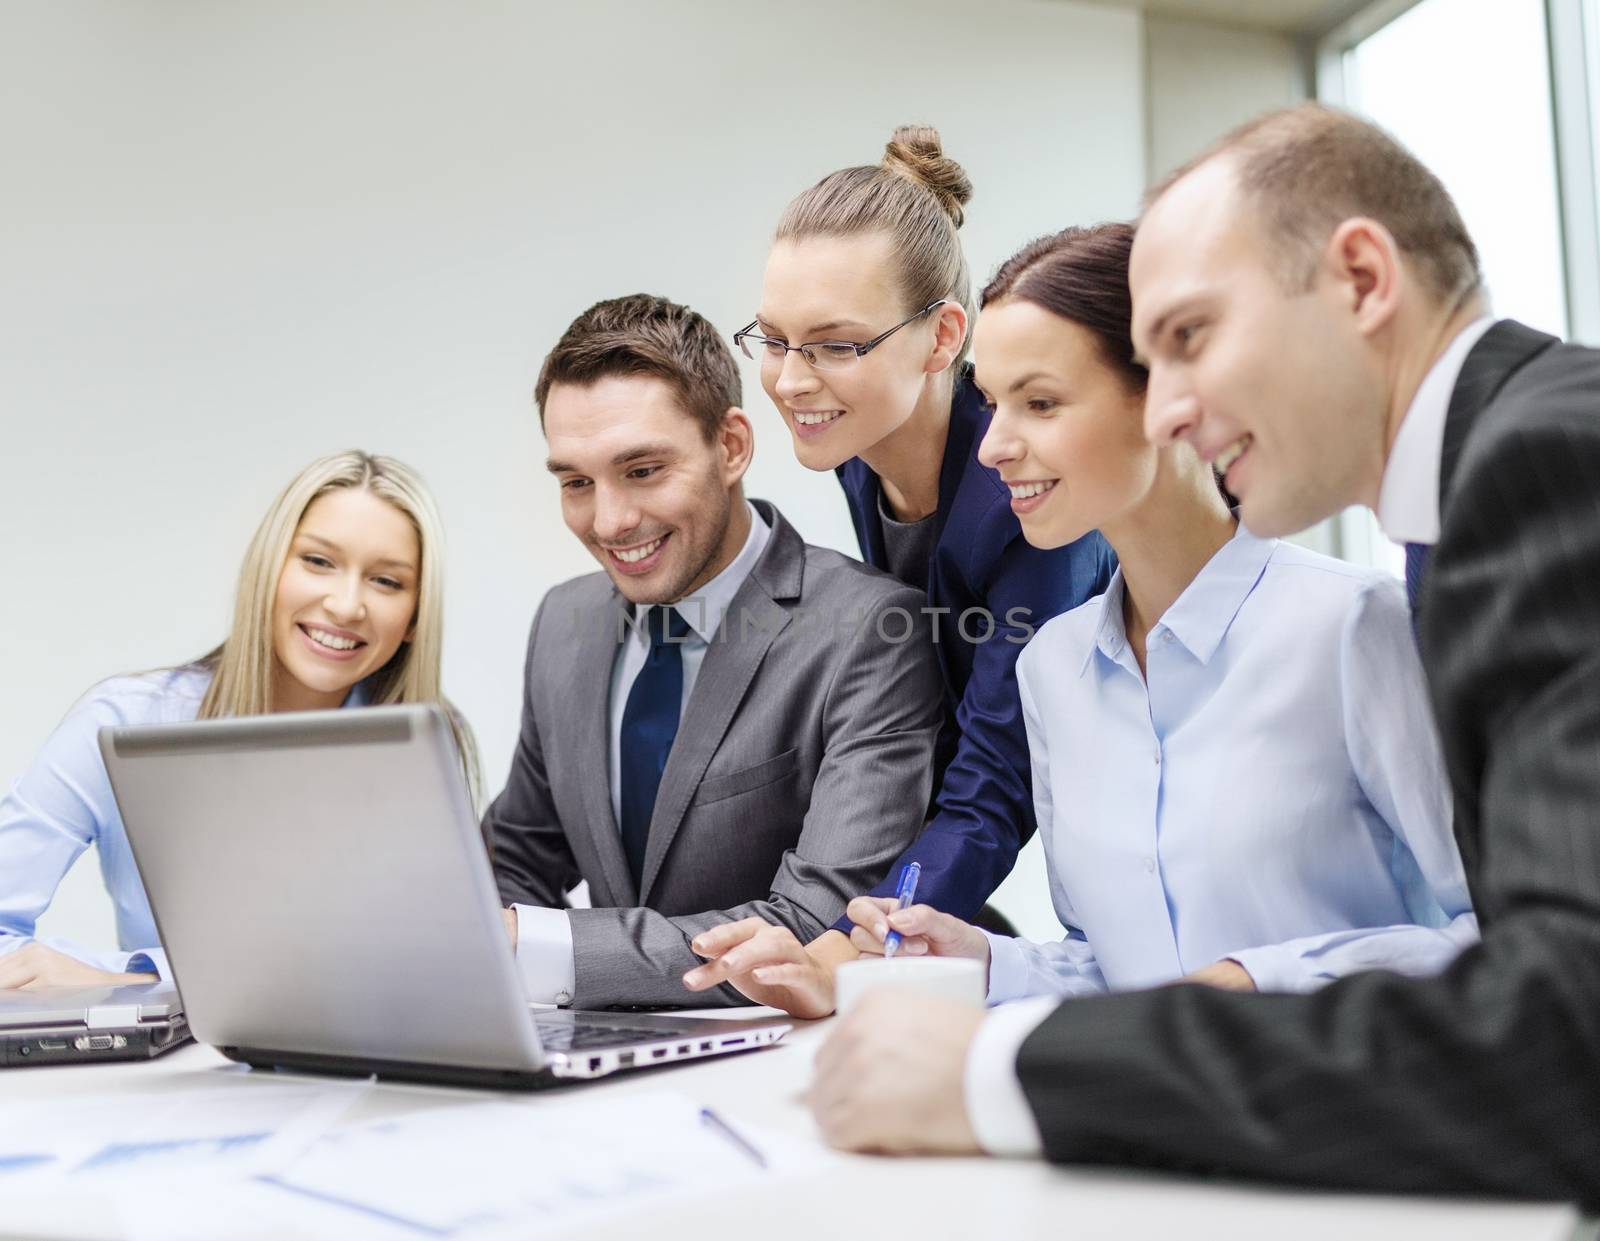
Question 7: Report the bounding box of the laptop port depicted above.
[618,1051,634,1067]
[699,1041,712,1052]
[588,1056,603,1072]
[74,1035,121,1052]
[677,1044,690,1054]
[651,1048,668,1060]
[36,1039,68,1051]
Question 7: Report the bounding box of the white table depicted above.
[0,1012,1587,1241]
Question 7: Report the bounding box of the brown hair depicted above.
[775,125,975,363]
[982,223,1146,393]
[1148,103,1481,307]
[534,293,742,442]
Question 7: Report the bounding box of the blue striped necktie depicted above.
[618,605,691,889]
[1404,542,1431,623]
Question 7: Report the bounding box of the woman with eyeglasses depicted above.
[682,126,1115,1014]
[691,224,1475,1050]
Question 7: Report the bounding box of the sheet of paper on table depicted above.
[257,1089,830,1241]
[0,1078,367,1241]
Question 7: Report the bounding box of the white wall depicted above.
[1144,13,1307,180]
[3,0,1145,949]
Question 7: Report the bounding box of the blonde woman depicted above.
[0,450,476,990]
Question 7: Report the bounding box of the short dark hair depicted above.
[981,222,1145,392]
[534,294,742,442]
[1146,104,1481,308]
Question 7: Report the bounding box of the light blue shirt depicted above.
[985,525,1479,1004]
[0,667,210,981]
[513,502,772,1004]
[0,665,370,983]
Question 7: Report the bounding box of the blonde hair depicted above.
[775,124,974,364]
[193,450,480,805]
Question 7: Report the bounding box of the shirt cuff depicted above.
[123,948,169,981]
[1223,945,1297,993]
[963,996,1057,1157]
[513,904,576,1006]
[980,930,1031,1005]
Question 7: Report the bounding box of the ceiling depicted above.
[1082,0,1374,35]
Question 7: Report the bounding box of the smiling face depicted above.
[544,374,752,606]
[1132,158,1386,537]
[270,486,420,711]
[755,234,958,471]
[974,299,1154,549]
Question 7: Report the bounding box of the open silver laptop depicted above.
[0,982,189,1067]
[97,705,788,1087]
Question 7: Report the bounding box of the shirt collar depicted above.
[1376,316,1495,546]
[1081,521,1274,674]
[634,501,770,646]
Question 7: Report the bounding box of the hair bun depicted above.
[882,125,973,228]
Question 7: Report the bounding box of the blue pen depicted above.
[881,861,921,959]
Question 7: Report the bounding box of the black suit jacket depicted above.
[1013,320,1600,1205]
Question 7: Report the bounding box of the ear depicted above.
[716,407,755,487]
[923,301,970,376]
[1324,218,1403,338]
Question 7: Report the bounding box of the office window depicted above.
[1345,0,1567,336]
[1588,0,1600,238]
[1324,0,1568,571]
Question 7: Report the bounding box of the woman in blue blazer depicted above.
[684,127,1113,1010]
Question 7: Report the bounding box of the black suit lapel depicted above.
[1438,321,1559,511]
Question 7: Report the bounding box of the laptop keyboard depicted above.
[532,1019,684,1052]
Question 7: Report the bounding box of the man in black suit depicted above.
[807,103,1600,1206]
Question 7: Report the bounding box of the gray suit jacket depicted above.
[486,500,942,1008]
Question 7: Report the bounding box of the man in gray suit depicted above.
[487,293,942,1009]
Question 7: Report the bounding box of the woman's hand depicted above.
[0,943,157,991]
[846,897,991,966]
[1182,959,1257,991]
[682,921,851,1018]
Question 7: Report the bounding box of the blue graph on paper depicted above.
[77,1132,271,1174]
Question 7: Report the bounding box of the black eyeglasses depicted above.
[733,300,946,372]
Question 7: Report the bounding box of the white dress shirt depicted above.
[963,525,1477,1155]
[1376,317,1496,545]
[513,503,771,1004]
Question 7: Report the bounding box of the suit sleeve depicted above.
[567,585,943,1008]
[844,493,1114,924]
[1010,412,1600,1205]
[484,599,582,910]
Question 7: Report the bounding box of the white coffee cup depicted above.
[834,956,987,1017]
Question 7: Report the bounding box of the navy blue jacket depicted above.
[834,368,1115,923]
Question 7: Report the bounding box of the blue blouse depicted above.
[988,526,1478,998]
[0,666,368,981]
[834,368,1116,920]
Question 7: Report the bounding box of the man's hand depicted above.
[1183,959,1256,991]
[809,991,986,1154]
[502,908,518,951]
[0,943,156,992]
[683,919,844,1018]
[846,897,991,967]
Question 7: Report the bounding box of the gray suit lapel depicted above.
[568,590,638,907]
[638,502,803,901]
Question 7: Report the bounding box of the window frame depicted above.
[1307,0,1597,565]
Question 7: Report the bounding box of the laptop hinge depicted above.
[86,1004,143,1029]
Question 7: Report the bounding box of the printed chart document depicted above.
[0,1081,361,1190]
[0,1080,365,1241]
[261,1090,827,1240]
